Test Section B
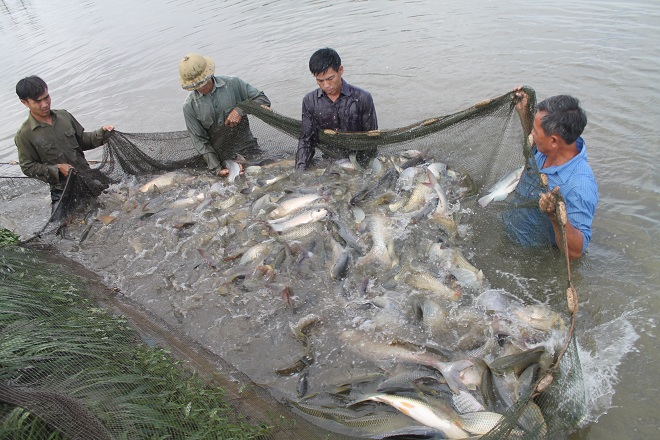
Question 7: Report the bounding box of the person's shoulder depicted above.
[218,75,243,85]
[345,81,373,97]
[569,142,596,181]
[183,91,204,109]
[563,166,598,202]
[303,88,318,99]
[301,89,320,105]
[52,108,73,119]
[15,117,31,139]
[347,83,375,106]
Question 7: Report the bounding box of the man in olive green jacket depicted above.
[14,76,114,213]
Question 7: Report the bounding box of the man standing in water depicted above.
[179,53,271,176]
[14,76,114,216]
[506,88,598,259]
[295,48,378,171]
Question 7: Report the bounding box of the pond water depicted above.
[1,1,658,439]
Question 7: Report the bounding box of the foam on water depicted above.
[576,312,640,426]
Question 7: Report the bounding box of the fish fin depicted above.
[436,360,473,394]
[348,152,361,170]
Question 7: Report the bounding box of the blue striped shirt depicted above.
[504,137,598,253]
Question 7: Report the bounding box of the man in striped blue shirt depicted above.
[506,91,598,259]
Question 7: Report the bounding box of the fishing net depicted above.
[0,86,586,439]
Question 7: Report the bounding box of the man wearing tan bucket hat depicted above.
[179,53,270,176]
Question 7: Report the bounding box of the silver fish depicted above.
[400,181,434,213]
[251,193,280,216]
[278,221,324,241]
[139,171,193,193]
[426,161,448,178]
[513,304,567,332]
[450,267,484,291]
[478,165,524,207]
[239,240,275,266]
[377,369,444,393]
[267,208,328,233]
[297,371,309,398]
[290,399,440,439]
[268,193,322,219]
[358,393,469,438]
[329,216,365,254]
[331,246,352,280]
[355,212,396,272]
[413,297,450,334]
[213,193,243,211]
[223,159,242,183]
[167,192,205,210]
[243,165,263,175]
[404,269,460,301]
[256,172,291,187]
[452,389,485,413]
[425,168,449,215]
[340,330,472,393]
[489,347,545,377]
[517,401,547,437]
[456,410,505,435]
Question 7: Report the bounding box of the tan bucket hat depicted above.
[179,53,216,90]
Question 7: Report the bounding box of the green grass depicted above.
[0,227,20,247]
[0,245,272,439]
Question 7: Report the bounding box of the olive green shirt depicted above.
[15,109,106,192]
[182,75,270,169]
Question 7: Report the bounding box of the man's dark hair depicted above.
[309,48,341,76]
[536,95,587,144]
[16,76,48,101]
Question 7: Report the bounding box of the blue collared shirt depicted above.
[504,137,598,253]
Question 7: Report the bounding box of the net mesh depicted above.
[0,86,586,439]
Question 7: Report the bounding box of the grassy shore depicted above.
[0,232,272,439]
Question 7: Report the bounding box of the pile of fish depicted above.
[49,151,565,439]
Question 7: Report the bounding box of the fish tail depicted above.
[478,193,494,208]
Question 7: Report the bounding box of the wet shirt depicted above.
[504,137,598,253]
[183,75,270,168]
[296,79,378,170]
[15,109,106,192]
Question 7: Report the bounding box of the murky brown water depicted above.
[1,1,658,438]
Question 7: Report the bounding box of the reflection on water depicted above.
[1,1,659,438]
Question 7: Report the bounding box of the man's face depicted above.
[315,66,343,98]
[21,88,51,119]
[196,77,214,95]
[532,111,553,154]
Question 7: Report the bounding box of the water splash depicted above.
[576,312,639,426]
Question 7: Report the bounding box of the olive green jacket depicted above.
[15,109,107,192]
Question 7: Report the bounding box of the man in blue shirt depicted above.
[295,48,378,171]
[506,90,598,259]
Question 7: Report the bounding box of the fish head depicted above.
[311,208,329,221]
